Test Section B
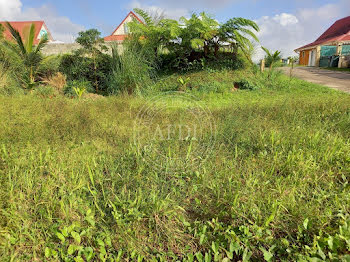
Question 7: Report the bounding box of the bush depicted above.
[37,55,62,80]
[234,79,258,90]
[59,53,113,94]
[159,51,245,73]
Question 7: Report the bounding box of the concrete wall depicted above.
[42,43,81,56]
[42,42,123,56]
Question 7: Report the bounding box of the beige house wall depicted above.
[113,15,134,36]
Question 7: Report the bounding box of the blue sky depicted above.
[20,0,341,35]
[1,0,349,58]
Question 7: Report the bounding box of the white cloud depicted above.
[254,0,350,62]
[130,1,189,20]
[273,13,298,26]
[0,0,22,19]
[0,1,84,43]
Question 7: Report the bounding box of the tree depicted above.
[219,18,259,61]
[4,22,48,88]
[75,29,107,93]
[179,12,219,56]
[129,8,180,56]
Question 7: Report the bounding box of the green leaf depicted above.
[84,247,94,261]
[71,231,81,244]
[243,247,252,262]
[44,247,51,258]
[56,232,65,243]
[68,245,76,255]
[200,234,205,245]
[260,247,273,261]
[74,256,84,262]
[303,218,309,230]
[62,227,69,237]
[196,252,203,262]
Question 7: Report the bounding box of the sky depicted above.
[0,0,349,60]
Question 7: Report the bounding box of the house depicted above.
[104,11,144,42]
[295,16,350,68]
[0,21,53,44]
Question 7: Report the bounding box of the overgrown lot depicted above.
[0,70,349,261]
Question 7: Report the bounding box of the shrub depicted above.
[37,55,62,80]
[234,79,258,90]
[59,53,113,94]
[159,51,245,73]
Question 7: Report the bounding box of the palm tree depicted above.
[218,18,260,61]
[5,22,48,88]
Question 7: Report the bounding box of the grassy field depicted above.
[0,70,350,261]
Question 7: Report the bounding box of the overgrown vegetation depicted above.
[0,71,350,261]
[0,10,350,261]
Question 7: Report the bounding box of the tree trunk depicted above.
[214,44,219,58]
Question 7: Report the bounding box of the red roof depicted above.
[104,11,144,42]
[296,16,350,51]
[104,35,128,42]
[0,21,53,44]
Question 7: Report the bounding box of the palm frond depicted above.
[261,46,271,57]
[34,36,49,54]
[25,24,36,53]
[133,8,154,26]
[5,22,26,56]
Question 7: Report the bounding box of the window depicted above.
[124,23,129,34]
[302,51,305,58]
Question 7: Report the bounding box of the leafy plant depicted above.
[262,47,282,78]
[65,79,93,97]
[234,79,258,90]
[177,77,190,91]
[4,22,49,89]
[59,52,113,94]
[73,86,86,99]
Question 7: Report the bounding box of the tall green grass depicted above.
[0,72,349,261]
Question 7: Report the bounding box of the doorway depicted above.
[308,49,316,66]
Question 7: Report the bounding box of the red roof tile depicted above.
[295,16,350,51]
[0,21,53,44]
[104,35,128,42]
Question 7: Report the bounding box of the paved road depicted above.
[279,67,350,93]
